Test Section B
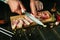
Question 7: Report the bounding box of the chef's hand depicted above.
[30,0,43,17]
[8,0,26,15]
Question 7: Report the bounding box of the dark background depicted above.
[0,0,60,40]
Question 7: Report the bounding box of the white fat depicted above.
[17,22,22,29]
[12,24,16,30]
[55,22,59,25]
[22,18,30,25]
[11,20,18,30]
[50,26,53,28]
[24,16,33,23]
[43,25,47,27]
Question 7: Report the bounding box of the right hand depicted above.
[8,0,26,15]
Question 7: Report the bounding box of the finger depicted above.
[30,0,37,15]
[35,1,43,11]
[39,1,43,10]
[41,3,43,10]
[35,1,40,11]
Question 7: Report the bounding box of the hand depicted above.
[35,1,43,11]
[30,0,43,16]
[8,0,26,15]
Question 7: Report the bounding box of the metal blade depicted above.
[24,11,46,27]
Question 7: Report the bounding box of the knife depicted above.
[22,9,46,27]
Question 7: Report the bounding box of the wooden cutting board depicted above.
[10,11,56,29]
[10,15,36,28]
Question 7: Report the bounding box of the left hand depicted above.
[30,0,43,16]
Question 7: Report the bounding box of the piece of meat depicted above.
[16,19,23,29]
[11,20,18,30]
[24,16,33,23]
[23,23,27,27]
[56,14,60,22]
[43,12,50,18]
[38,12,50,19]
[55,22,59,26]
[22,19,28,27]
[22,18,30,26]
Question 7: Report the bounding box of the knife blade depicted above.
[22,9,46,27]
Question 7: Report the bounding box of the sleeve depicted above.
[0,0,8,3]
